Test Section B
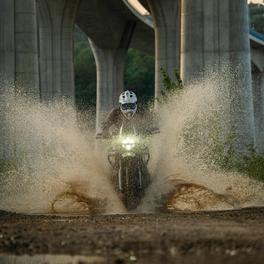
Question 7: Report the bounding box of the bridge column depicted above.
[0,0,39,160]
[181,0,255,153]
[146,0,181,98]
[89,41,126,134]
[37,0,79,102]
[0,0,39,94]
[15,0,39,96]
[252,69,264,154]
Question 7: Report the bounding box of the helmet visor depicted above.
[120,103,137,110]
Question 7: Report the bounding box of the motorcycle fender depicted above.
[122,152,136,158]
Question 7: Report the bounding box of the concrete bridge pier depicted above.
[0,0,39,95]
[0,0,39,160]
[251,47,264,154]
[76,1,139,133]
[37,0,80,102]
[146,0,181,98]
[89,41,126,134]
[181,0,255,153]
[252,70,264,154]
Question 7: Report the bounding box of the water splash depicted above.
[140,70,264,212]
[0,88,124,214]
[0,70,264,214]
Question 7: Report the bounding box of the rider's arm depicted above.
[100,108,119,137]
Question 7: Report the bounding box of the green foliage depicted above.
[200,126,264,182]
[161,68,183,92]
[235,154,264,182]
[251,15,264,34]
[200,112,264,182]
[158,67,183,104]
[124,48,155,105]
[0,160,17,173]
[74,28,96,111]
[249,3,264,33]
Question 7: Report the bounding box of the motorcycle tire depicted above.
[120,157,143,210]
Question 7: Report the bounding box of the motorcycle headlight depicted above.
[122,137,136,151]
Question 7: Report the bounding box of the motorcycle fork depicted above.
[118,158,122,191]
[138,161,143,189]
[117,157,143,191]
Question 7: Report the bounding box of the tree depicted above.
[124,49,154,104]
[249,3,264,33]
[74,28,96,111]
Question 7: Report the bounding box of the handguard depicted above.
[95,133,111,139]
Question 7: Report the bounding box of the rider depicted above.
[97,90,158,138]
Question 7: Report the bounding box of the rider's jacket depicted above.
[102,108,123,134]
[101,107,159,136]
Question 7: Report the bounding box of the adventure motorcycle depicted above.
[98,123,151,210]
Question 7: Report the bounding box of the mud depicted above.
[46,179,239,215]
[51,182,107,214]
[0,207,263,264]
[164,179,239,212]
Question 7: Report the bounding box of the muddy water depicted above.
[0,70,264,214]
[0,91,124,214]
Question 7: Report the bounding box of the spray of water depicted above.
[0,87,124,214]
[140,70,264,212]
[0,70,263,214]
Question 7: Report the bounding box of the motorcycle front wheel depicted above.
[119,157,143,210]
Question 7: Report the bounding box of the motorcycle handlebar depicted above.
[95,133,111,139]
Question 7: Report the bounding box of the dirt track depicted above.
[0,208,264,264]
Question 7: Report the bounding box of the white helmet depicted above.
[119,90,137,119]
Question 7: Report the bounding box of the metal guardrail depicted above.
[250,29,264,43]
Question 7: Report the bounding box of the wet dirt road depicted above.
[0,208,264,264]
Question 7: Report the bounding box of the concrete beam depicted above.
[146,0,181,98]
[37,0,80,102]
[181,0,255,153]
[77,0,154,53]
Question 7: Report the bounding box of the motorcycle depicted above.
[98,122,152,210]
